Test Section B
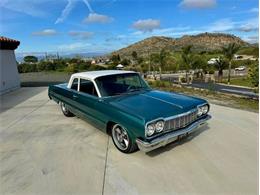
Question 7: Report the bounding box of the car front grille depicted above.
[164,109,197,131]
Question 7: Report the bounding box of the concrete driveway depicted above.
[0,87,258,195]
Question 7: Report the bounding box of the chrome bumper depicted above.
[136,115,211,152]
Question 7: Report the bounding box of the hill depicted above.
[111,33,250,58]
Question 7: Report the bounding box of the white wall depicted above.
[0,50,20,95]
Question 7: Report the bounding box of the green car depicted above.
[48,70,211,153]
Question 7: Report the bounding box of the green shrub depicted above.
[88,65,106,71]
[66,63,78,73]
[248,64,259,88]
[18,63,37,73]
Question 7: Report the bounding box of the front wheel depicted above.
[60,102,74,117]
[111,124,137,153]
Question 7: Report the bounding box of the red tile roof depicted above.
[0,36,20,50]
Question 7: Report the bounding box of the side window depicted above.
[71,78,78,90]
[79,79,98,97]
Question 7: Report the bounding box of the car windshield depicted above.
[95,73,150,97]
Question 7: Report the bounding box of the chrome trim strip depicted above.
[136,115,211,152]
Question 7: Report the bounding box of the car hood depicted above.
[106,90,206,122]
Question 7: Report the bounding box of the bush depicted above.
[121,58,131,66]
[208,69,215,74]
[231,59,253,68]
[66,63,78,73]
[18,63,37,73]
[248,64,259,88]
[78,61,91,71]
[88,65,106,71]
[150,80,172,88]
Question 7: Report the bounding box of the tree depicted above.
[121,58,131,66]
[132,51,138,60]
[24,55,38,63]
[248,64,259,88]
[150,53,160,79]
[221,43,240,84]
[214,57,228,82]
[131,51,138,66]
[158,49,169,79]
[180,45,193,81]
[110,54,121,65]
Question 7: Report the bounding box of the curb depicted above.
[216,82,254,90]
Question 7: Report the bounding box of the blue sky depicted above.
[0,0,259,55]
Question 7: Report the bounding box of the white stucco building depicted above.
[0,36,20,95]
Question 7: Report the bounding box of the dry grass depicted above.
[148,80,258,112]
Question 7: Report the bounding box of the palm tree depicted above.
[150,49,169,80]
[221,43,240,84]
[181,45,193,82]
[150,53,160,79]
[158,49,168,80]
[214,57,228,82]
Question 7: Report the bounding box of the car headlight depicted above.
[197,104,209,116]
[202,105,209,114]
[155,120,164,132]
[197,107,203,116]
[146,124,155,136]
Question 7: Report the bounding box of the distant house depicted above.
[207,58,219,65]
[0,36,20,95]
[116,64,124,70]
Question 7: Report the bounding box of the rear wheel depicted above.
[111,124,137,153]
[60,102,74,117]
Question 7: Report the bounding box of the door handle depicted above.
[73,94,78,99]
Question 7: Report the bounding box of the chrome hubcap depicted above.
[112,125,129,151]
[61,102,67,112]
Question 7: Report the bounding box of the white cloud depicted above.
[249,8,258,13]
[55,0,94,24]
[180,0,216,9]
[207,19,235,32]
[132,19,161,32]
[32,29,57,36]
[238,18,259,32]
[58,42,92,51]
[83,13,114,24]
[0,0,49,17]
[68,31,94,39]
[242,36,259,44]
[55,0,75,24]
[82,0,93,13]
[132,26,192,36]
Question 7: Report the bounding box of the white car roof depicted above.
[72,70,136,80]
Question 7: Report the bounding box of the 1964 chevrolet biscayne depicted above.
[48,70,211,153]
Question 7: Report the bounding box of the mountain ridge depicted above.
[111,32,251,58]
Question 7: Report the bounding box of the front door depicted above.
[77,78,106,129]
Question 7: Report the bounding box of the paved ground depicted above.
[0,87,258,195]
